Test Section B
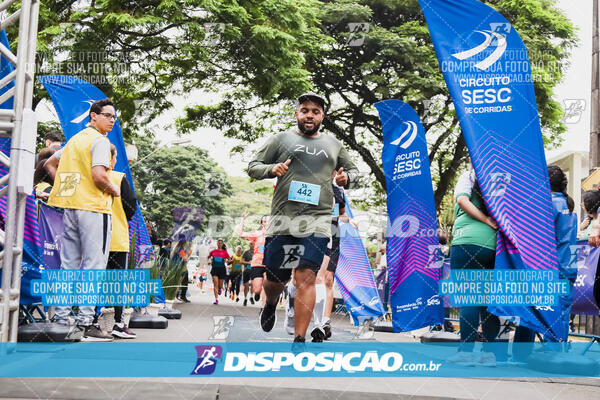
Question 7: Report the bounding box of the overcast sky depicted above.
[36,0,593,176]
[546,0,592,161]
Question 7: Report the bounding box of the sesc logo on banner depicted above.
[446,22,517,116]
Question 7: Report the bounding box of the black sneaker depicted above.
[254,293,261,302]
[323,321,332,340]
[81,324,113,342]
[243,298,248,306]
[259,303,277,332]
[249,297,255,305]
[443,320,455,332]
[311,326,326,342]
[292,335,306,353]
[112,323,137,339]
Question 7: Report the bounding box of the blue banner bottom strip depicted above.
[0,342,598,377]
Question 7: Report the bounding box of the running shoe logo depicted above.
[451,23,511,71]
[191,345,222,375]
[390,121,417,149]
[70,100,96,124]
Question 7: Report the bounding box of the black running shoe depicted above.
[323,321,332,340]
[444,320,455,332]
[112,323,137,339]
[311,326,326,342]
[292,335,306,353]
[259,303,277,332]
[243,298,248,306]
[249,297,255,305]
[254,293,261,302]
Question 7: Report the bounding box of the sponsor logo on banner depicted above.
[390,121,418,149]
[395,297,423,313]
[350,304,365,312]
[452,23,511,70]
[427,295,441,306]
[447,22,516,115]
[191,345,223,375]
[70,100,95,124]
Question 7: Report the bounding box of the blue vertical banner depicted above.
[419,0,564,339]
[335,201,385,325]
[37,75,154,268]
[376,99,444,332]
[0,30,43,304]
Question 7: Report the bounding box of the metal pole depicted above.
[591,0,599,171]
[0,0,39,343]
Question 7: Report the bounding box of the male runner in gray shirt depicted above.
[248,92,359,345]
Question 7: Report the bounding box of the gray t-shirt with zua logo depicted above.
[248,128,358,237]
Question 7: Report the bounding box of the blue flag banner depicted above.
[38,203,64,270]
[0,30,44,304]
[335,201,385,325]
[419,0,564,339]
[572,241,600,315]
[37,75,154,268]
[376,99,443,332]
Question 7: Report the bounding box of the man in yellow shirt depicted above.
[44,98,120,341]
[105,144,138,338]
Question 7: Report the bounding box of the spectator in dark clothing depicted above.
[146,221,159,245]
[35,130,63,164]
[95,144,138,339]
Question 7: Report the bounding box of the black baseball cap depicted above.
[297,92,326,110]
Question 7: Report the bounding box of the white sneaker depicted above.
[446,351,477,366]
[284,306,295,335]
[477,352,497,367]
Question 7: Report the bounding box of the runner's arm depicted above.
[456,195,497,229]
[336,147,359,189]
[248,137,279,180]
[43,152,60,181]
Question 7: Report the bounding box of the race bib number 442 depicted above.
[288,181,320,206]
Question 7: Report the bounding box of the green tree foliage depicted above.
[28,0,319,141]
[31,0,576,210]
[178,0,576,208]
[130,136,232,237]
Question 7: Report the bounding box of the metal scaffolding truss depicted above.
[0,0,40,343]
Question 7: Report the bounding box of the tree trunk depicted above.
[434,134,467,209]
